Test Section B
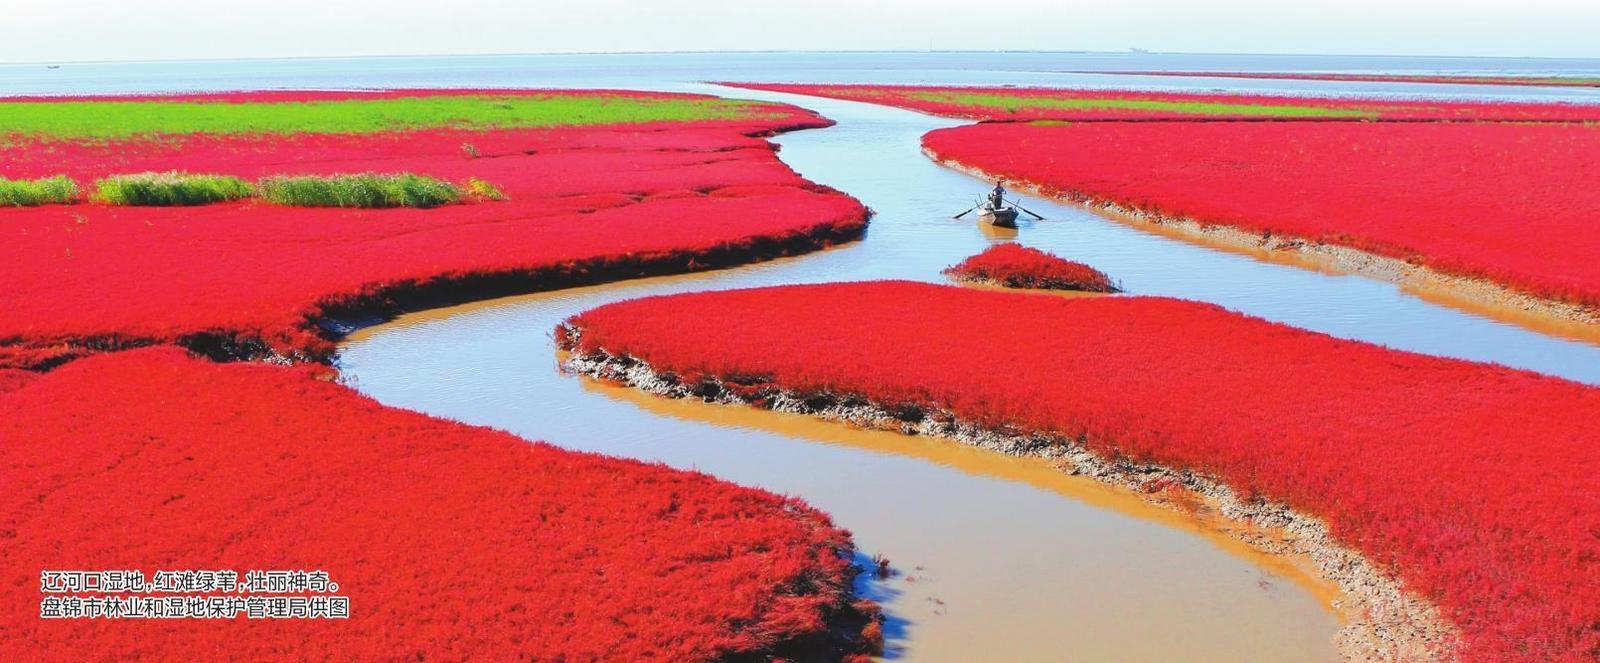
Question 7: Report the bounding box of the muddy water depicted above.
[339,85,1600,661]
[340,276,1343,662]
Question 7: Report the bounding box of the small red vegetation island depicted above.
[1078,70,1600,88]
[561,281,1600,661]
[924,121,1600,317]
[944,243,1118,292]
[0,347,880,660]
[727,82,1600,122]
[1,90,881,658]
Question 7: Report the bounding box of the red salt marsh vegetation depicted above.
[0,347,879,660]
[746,82,1600,327]
[0,89,881,658]
[944,243,1118,292]
[0,89,867,368]
[1077,70,1600,89]
[924,121,1600,315]
[562,281,1600,661]
[728,82,1600,122]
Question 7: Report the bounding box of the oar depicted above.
[1012,200,1045,220]
[953,205,978,219]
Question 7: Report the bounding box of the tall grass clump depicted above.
[93,172,254,206]
[463,177,507,202]
[258,173,462,209]
[0,175,79,206]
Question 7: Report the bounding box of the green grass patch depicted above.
[258,173,464,209]
[0,175,79,206]
[908,91,1377,119]
[462,177,507,202]
[0,94,780,141]
[93,172,255,206]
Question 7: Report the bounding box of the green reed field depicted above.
[0,94,781,140]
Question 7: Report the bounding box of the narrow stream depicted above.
[339,87,1600,660]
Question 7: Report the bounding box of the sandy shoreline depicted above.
[562,345,1461,661]
[930,151,1600,339]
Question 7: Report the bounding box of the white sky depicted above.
[4,0,1597,63]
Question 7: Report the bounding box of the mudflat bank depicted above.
[560,280,1600,661]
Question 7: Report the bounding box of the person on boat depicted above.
[988,182,1006,209]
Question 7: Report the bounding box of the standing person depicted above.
[988,181,1006,209]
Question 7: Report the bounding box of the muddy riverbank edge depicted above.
[930,151,1600,335]
[942,272,1122,294]
[559,344,1461,661]
[3,209,867,371]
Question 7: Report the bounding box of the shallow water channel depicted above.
[338,87,1600,660]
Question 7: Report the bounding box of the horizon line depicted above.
[4,48,1598,68]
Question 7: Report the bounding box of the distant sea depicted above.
[4,51,1600,101]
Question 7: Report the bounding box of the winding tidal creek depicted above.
[338,85,1597,660]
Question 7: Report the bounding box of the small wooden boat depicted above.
[955,185,1038,228]
[978,204,1020,228]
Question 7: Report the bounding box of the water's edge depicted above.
[561,345,1457,661]
[930,151,1600,341]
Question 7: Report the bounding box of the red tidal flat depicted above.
[564,281,1600,661]
[0,88,703,104]
[728,83,1600,122]
[944,243,1117,292]
[0,92,867,369]
[924,121,1600,309]
[1079,71,1600,89]
[0,347,874,660]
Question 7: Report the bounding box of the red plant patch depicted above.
[1077,71,1600,89]
[0,346,877,660]
[944,243,1117,292]
[563,281,1600,661]
[0,91,867,368]
[727,83,1600,122]
[0,90,883,658]
[0,369,35,394]
[923,121,1600,309]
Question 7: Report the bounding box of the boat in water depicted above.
[978,203,1020,228]
[957,182,1035,229]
